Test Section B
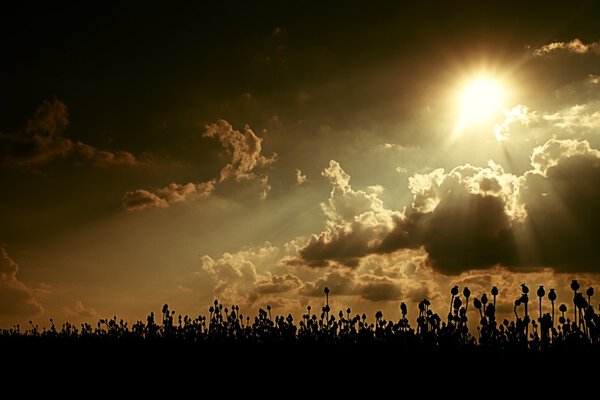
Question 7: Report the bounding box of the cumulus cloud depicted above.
[199,238,600,322]
[0,98,137,168]
[401,139,600,273]
[294,139,600,275]
[493,105,538,141]
[532,38,600,56]
[200,242,439,311]
[529,138,600,175]
[124,120,276,211]
[295,159,525,271]
[294,160,403,267]
[203,120,277,182]
[201,242,303,306]
[0,248,43,316]
[518,144,600,272]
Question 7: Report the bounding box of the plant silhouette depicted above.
[2,282,599,353]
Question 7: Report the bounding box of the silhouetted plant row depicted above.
[2,280,600,350]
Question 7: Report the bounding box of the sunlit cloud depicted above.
[493,105,538,141]
[122,181,215,212]
[295,168,308,185]
[292,160,403,268]
[542,103,600,133]
[123,120,276,211]
[532,38,600,56]
[529,138,600,175]
[203,120,277,183]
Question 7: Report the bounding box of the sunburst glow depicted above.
[456,77,505,131]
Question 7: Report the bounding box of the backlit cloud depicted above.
[293,138,600,275]
[294,160,403,267]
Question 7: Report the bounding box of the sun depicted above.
[455,76,505,131]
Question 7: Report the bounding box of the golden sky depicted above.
[2,2,600,328]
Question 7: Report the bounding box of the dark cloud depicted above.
[294,160,402,268]
[299,270,403,302]
[0,248,43,316]
[404,141,600,273]
[254,274,303,295]
[388,193,517,274]
[518,153,600,272]
[0,99,138,168]
[296,139,600,274]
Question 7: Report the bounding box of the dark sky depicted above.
[2,1,600,326]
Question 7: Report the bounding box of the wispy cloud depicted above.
[122,181,216,212]
[532,38,600,56]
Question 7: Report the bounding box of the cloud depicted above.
[294,139,600,275]
[0,98,137,168]
[529,138,600,175]
[518,144,600,272]
[493,105,538,141]
[492,76,600,142]
[122,181,215,211]
[124,120,276,211]
[294,160,403,267]
[542,103,600,134]
[295,168,308,185]
[75,143,137,167]
[201,242,304,306]
[295,159,524,271]
[203,119,277,183]
[63,300,98,319]
[396,139,600,273]
[299,270,403,302]
[0,248,43,316]
[412,162,524,220]
[532,38,600,56]
[200,242,436,310]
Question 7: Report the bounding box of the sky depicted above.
[2,1,600,327]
